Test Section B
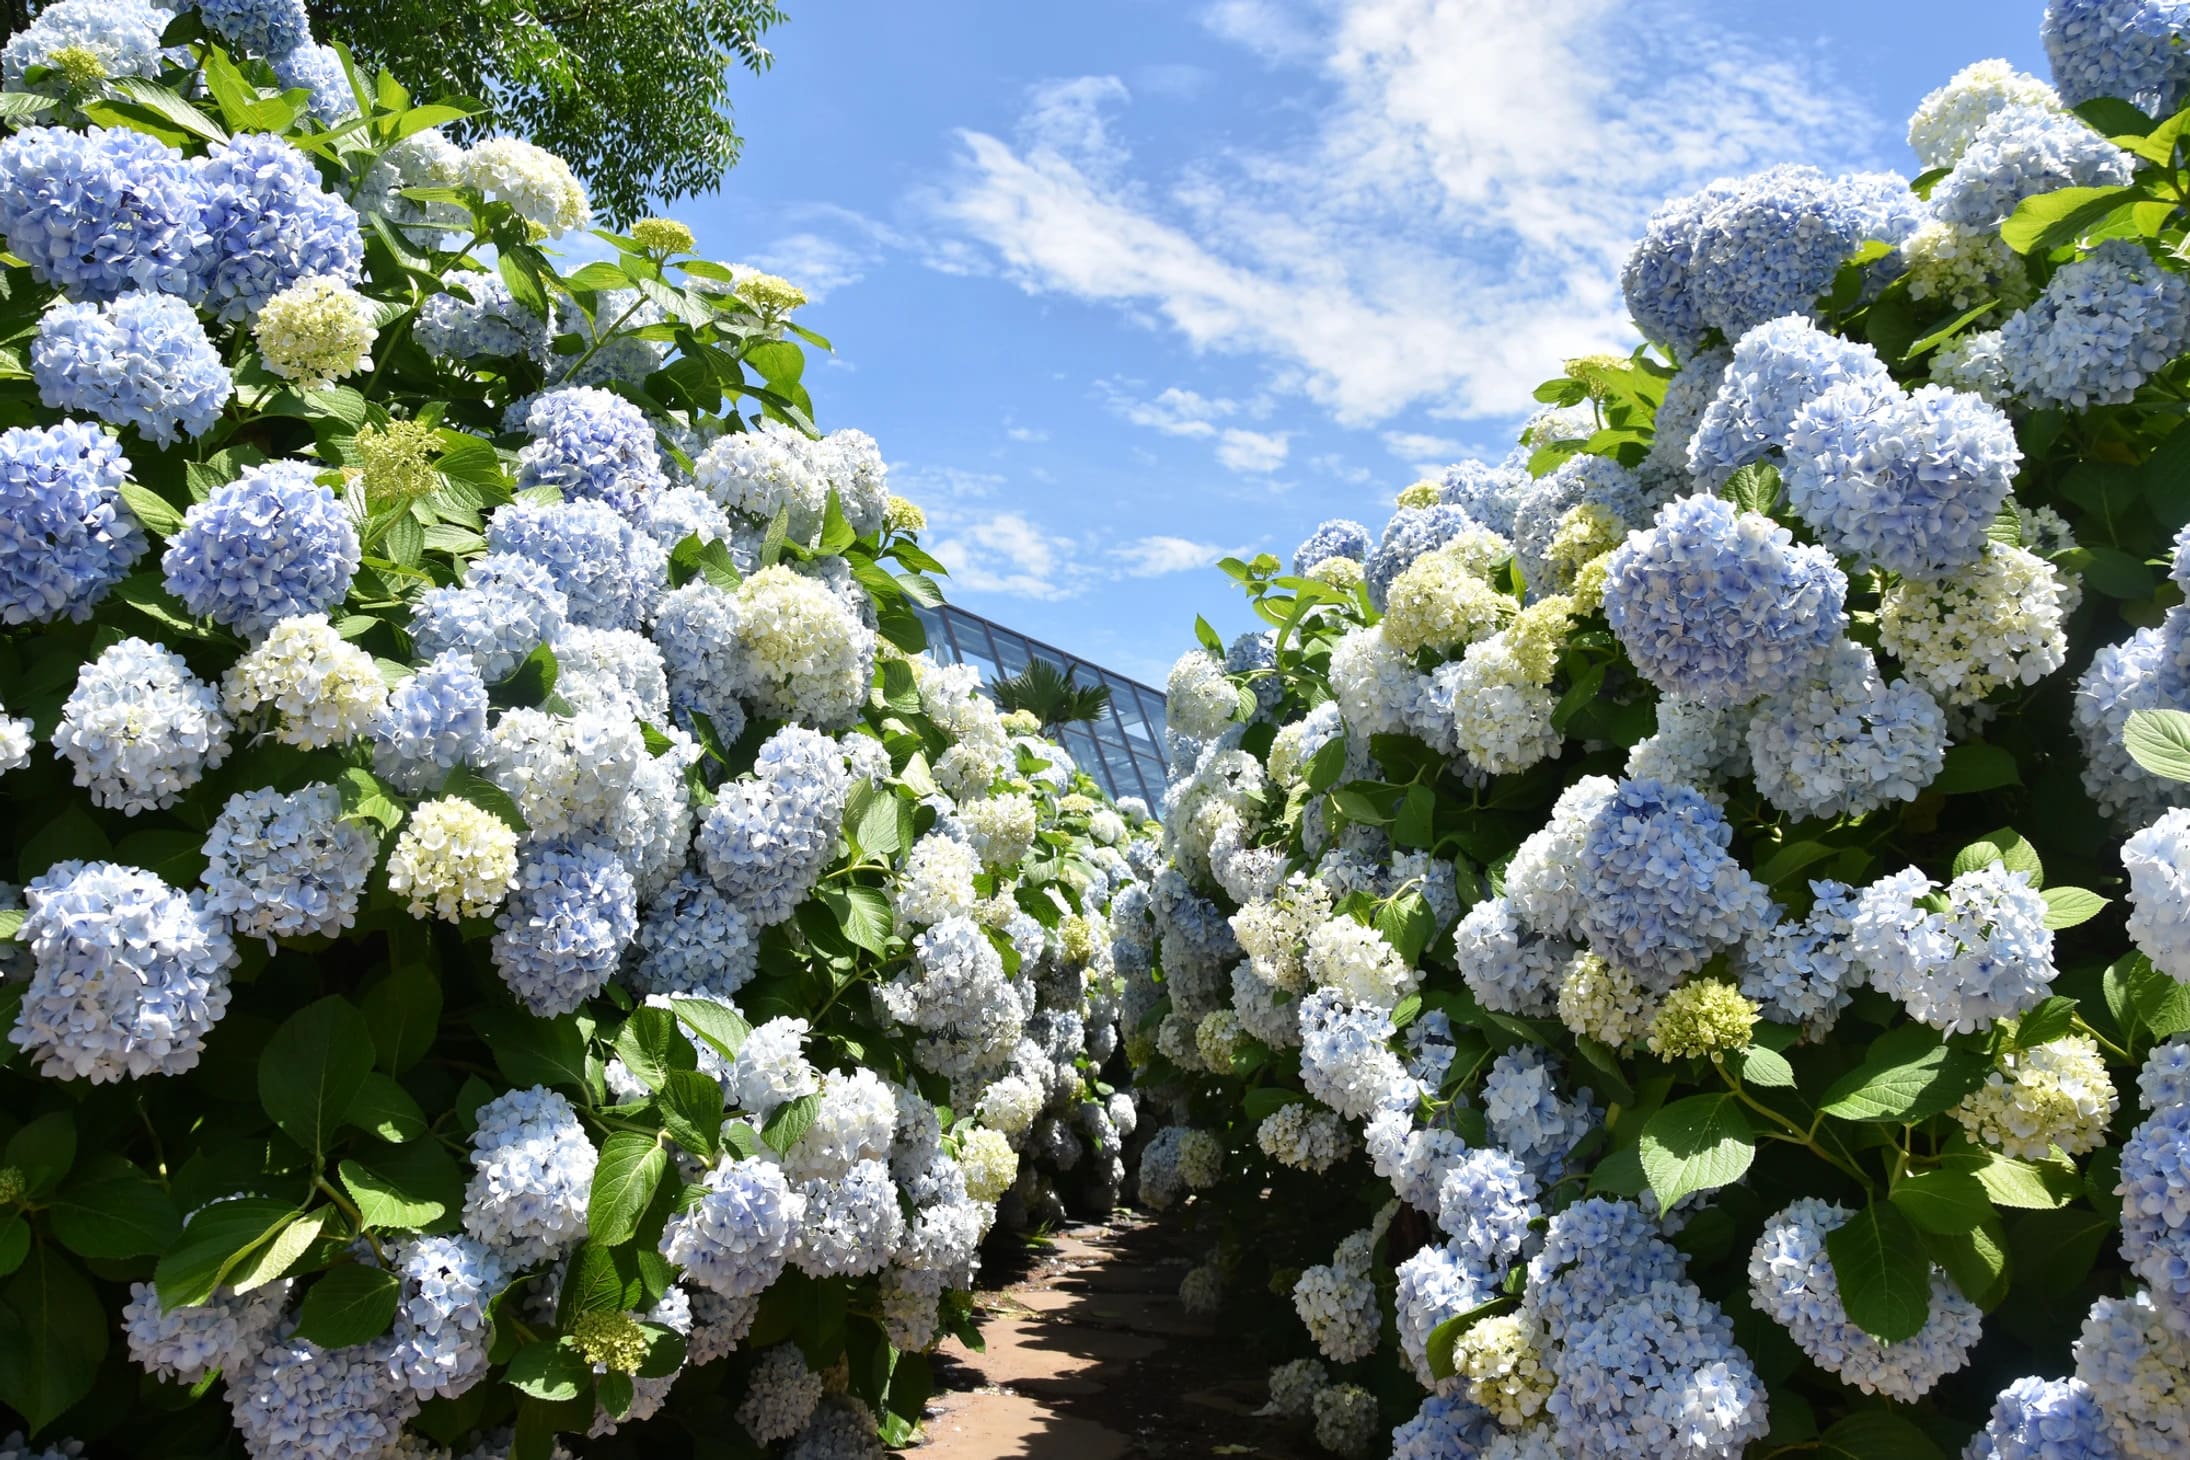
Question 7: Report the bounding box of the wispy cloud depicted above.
[745,205,906,303]
[1004,424,1051,443]
[927,511,1081,600]
[925,0,1882,426]
[1116,534,1235,576]
[1217,428,1290,472]
[1101,382,1238,437]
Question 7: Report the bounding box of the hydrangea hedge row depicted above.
[0,3,1156,1457]
[1127,4,2190,1456]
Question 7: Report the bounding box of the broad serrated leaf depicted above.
[587,1133,668,1247]
[2125,708,2190,783]
[673,997,752,1062]
[294,1264,401,1349]
[259,996,376,1157]
[762,1092,823,1156]
[2041,886,2109,929]
[1889,1167,1992,1235]
[1818,1025,1991,1122]
[1639,1094,1755,1211]
[1826,1202,1932,1343]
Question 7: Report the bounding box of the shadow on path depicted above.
[894,1216,1314,1460]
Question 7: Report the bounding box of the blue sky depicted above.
[672,0,2050,686]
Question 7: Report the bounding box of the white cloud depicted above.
[1005,424,1050,443]
[1217,428,1290,472]
[746,205,905,303]
[926,0,1882,425]
[927,511,1082,600]
[890,462,1004,506]
[1383,430,1464,461]
[1101,381,1238,437]
[1116,535,1232,576]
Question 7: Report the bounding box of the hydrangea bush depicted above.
[0,5,1153,1456]
[1125,3,2190,1455]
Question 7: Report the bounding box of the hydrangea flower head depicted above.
[197,0,310,56]
[164,461,359,637]
[2001,239,2190,408]
[1573,775,1773,984]
[1747,642,1947,820]
[1851,863,2058,1033]
[660,1156,804,1299]
[1292,517,1372,575]
[459,138,591,236]
[1687,315,1890,488]
[513,386,666,514]
[202,782,378,942]
[2075,1290,2190,1460]
[1908,59,2064,170]
[416,271,551,364]
[2,0,169,92]
[254,275,377,388]
[387,797,520,922]
[491,840,638,1015]
[221,615,384,748]
[462,1086,596,1263]
[2045,0,2190,114]
[1603,493,1846,708]
[1883,543,2070,706]
[409,552,569,684]
[33,292,231,445]
[0,418,143,624]
[484,496,665,632]
[0,125,207,300]
[196,131,364,324]
[54,636,230,813]
[1933,103,2132,230]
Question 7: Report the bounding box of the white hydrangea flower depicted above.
[1953,1033,2118,1160]
[459,138,591,236]
[53,637,231,814]
[222,616,386,748]
[255,275,380,388]
[387,798,520,922]
[1879,543,2070,705]
[1303,916,1417,1011]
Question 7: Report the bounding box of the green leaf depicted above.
[1374,891,1434,967]
[6,1113,75,1196]
[2106,952,2190,1048]
[1816,1410,1947,1460]
[0,1218,25,1278]
[672,997,751,1062]
[487,642,559,711]
[1638,1094,1756,1211]
[0,1246,107,1434]
[294,1264,401,1349]
[2010,996,2079,1050]
[46,1161,180,1259]
[2041,886,2109,929]
[2001,183,2149,254]
[2125,708,2190,782]
[1953,1151,2082,1210]
[475,1007,590,1093]
[1890,1167,1992,1235]
[154,1196,297,1308]
[339,1137,463,1231]
[760,502,791,567]
[118,480,189,537]
[336,765,407,833]
[1931,742,2021,794]
[1925,1218,2012,1308]
[346,1071,429,1143]
[225,1208,332,1294]
[612,1006,697,1092]
[507,1340,592,1402]
[1720,461,1781,516]
[1727,1045,1795,1089]
[1951,828,2044,885]
[588,1133,668,1247]
[361,965,442,1075]
[1826,1201,1932,1343]
[657,1070,725,1161]
[823,885,894,956]
[762,1092,823,1156]
[1756,839,1835,888]
[1818,1025,1991,1122]
[260,996,377,1157]
[634,1321,687,1378]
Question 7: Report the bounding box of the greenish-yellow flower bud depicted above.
[631,218,696,254]
[1395,479,1442,509]
[0,1166,24,1205]
[49,45,106,87]
[356,419,440,504]
[885,494,927,533]
[568,1310,650,1374]
[735,270,807,316]
[1648,979,1760,1060]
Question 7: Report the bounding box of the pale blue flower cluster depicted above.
[699,726,852,926]
[1747,644,1947,821]
[1621,166,1921,354]
[1785,379,2020,579]
[54,636,229,813]
[1511,454,1644,600]
[1967,1375,2121,1460]
[461,1085,597,1263]
[164,461,360,636]
[2044,0,2190,114]
[0,418,143,624]
[2,0,169,90]
[790,1159,905,1278]
[2075,626,2190,830]
[1525,1198,1687,1341]
[1933,104,2133,230]
[1573,775,1774,982]
[198,0,311,58]
[1641,348,1730,500]
[1390,1396,1496,1460]
[2074,1291,2190,1460]
[630,868,760,999]
[371,652,490,795]
[2139,1039,2190,1111]
[196,132,363,323]
[1366,505,1483,608]
[408,552,569,684]
[1850,864,2058,1033]
[11,859,237,1083]
[1481,1046,1598,1184]
[1438,460,1529,536]
[660,1156,804,1297]
[1395,1240,1497,1386]
[2121,1100,2190,1341]
[2126,809,2190,980]
[1435,1147,1540,1266]
[633,483,734,552]
[230,1336,417,1460]
[0,126,207,300]
[2000,241,2190,408]
[387,1235,508,1399]
[1748,1197,1984,1400]
[414,273,551,364]
[1603,494,1847,708]
[513,386,667,514]
[33,292,232,444]
[1453,896,1569,1016]
[485,497,667,632]
[1687,316,1889,488]
[1547,1277,1769,1459]
[271,43,359,125]
[1736,881,1860,1037]
[201,782,378,942]
[491,840,639,1015]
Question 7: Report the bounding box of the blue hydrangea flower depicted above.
[650,580,749,738]
[631,868,760,1000]
[1850,864,2058,1034]
[408,552,568,683]
[1435,1147,1540,1268]
[513,386,666,514]
[54,635,230,813]
[2076,625,2190,831]
[2126,809,2190,982]
[387,1234,507,1399]
[201,782,378,943]
[2121,1103,2190,1342]
[2139,1039,2190,1111]
[1622,166,1921,354]
[1511,454,1645,599]
[196,132,363,323]
[1603,493,1847,707]
[1641,348,1731,501]
[1396,1240,1499,1388]
[1439,460,1529,537]
[32,292,232,445]
[1548,1277,1768,1458]
[491,840,638,1015]
[2000,240,2190,408]
[11,860,237,1083]
[1933,103,2133,229]
[1746,643,1947,821]
[698,726,851,927]
[1967,1375,2121,1460]
[462,1086,596,1263]
[162,460,359,637]
[659,1156,804,1299]
[0,126,207,300]
[1482,1046,1598,1185]
[231,1335,418,1460]
[2045,0,2190,115]
[0,418,144,624]
[1391,1395,1497,1460]
[197,0,311,58]
[1736,880,1860,1038]
[414,272,551,365]
[1574,775,1774,984]
[1785,378,2020,579]
[1291,517,1371,576]
[1452,895,1570,1016]
[2,0,170,91]
[371,652,490,796]
[271,42,358,125]
[484,497,666,631]
[1366,504,1485,608]
[2074,1291,2190,1460]
[1687,316,1890,488]
[1525,1198,1686,1342]
[633,482,733,551]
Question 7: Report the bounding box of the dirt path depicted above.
[897,1216,1314,1460]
